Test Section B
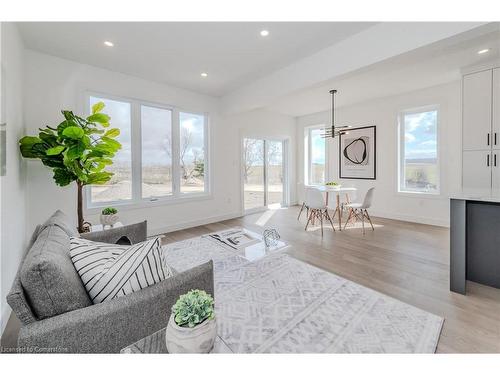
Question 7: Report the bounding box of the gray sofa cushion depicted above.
[39,209,78,238]
[6,225,42,325]
[20,221,92,320]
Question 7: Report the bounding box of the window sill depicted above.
[85,193,213,215]
[396,190,443,200]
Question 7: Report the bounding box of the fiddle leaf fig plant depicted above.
[172,289,215,328]
[19,102,121,233]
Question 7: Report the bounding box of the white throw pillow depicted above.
[69,236,172,304]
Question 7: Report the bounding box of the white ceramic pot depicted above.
[165,313,216,353]
[100,213,119,227]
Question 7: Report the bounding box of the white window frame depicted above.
[304,125,326,186]
[84,92,210,213]
[397,105,440,196]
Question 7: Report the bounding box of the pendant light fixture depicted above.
[322,89,350,138]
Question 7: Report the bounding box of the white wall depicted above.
[23,50,296,236]
[0,23,27,333]
[223,109,297,208]
[296,81,461,226]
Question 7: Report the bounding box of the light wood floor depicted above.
[3,207,500,352]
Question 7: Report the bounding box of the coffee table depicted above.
[120,327,232,353]
[203,228,288,262]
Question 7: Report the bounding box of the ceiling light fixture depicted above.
[321,90,351,138]
[200,72,208,77]
[478,48,490,54]
[104,41,114,47]
[260,30,269,37]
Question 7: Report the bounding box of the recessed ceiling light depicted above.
[200,72,208,77]
[478,48,490,55]
[260,30,269,37]
[104,41,114,47]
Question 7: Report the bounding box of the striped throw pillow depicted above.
[69,237,172,304]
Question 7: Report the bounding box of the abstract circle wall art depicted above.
[339,126,376,180]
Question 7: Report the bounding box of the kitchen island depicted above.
[450,189,500,294]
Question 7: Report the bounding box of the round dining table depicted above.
[314,185,357,231]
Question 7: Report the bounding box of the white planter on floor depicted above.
[165,313,216,353]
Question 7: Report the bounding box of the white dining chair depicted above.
[343,187,375,234]
[304,188,335,236]
[297,186,310,221]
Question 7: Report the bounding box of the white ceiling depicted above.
[267,24,500,116]
[17,22,376,96]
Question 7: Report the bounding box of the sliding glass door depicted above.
[243,138,286,213]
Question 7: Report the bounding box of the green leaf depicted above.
[102,136,122,151]
[81,135,91,147]
[19,136,44,158]
[41,157,65,168]
[53,168,76,187]
[46,146,65,156]
[86,172,113,185]
[86,113,110,124]
[86,128,105,135]
[66,141,86,160]
[62,126,85,139]
[97,158,113,165]
[103,128,120,138]
[93,143,115,155]
[92,101,105,114]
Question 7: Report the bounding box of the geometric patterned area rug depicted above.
[162,233,444,353]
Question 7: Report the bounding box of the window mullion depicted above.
[172,109,181,197]
[131,101,142,203]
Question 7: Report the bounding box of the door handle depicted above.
[487,154,490,167]
[488,133,490,146]
[495,154,497,167]
[495,133,497,146]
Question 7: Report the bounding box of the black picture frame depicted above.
[338,125,376,180]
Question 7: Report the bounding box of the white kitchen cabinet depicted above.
[493,68,500,150]
[462,70,493,151]
[492,150,500,190]
[463,150,492,189]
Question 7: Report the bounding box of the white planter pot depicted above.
[165,313,216,353]
[100,214,119,227]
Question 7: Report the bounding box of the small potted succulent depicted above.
[165,289,216,353]
[325,181,341,188]
[100,207,119,228]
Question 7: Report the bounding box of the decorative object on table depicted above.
[165,289,216,353]
[207,228,260,249]
[325,181,341,187]
[339,125,376,180]
[321,89,351,138]
[81,221,92,233]
[100,207,120,228]
[263,228,280,248]
[18,102,122,233]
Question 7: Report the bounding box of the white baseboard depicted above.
[368,209,449,227]
[149,211,243,236]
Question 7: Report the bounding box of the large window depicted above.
[180,112,205,194]
[398,107,439,194]
[141,105,173,199]
[305,126,326,185]
[89,96,132,203]
[87,94,209,208]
